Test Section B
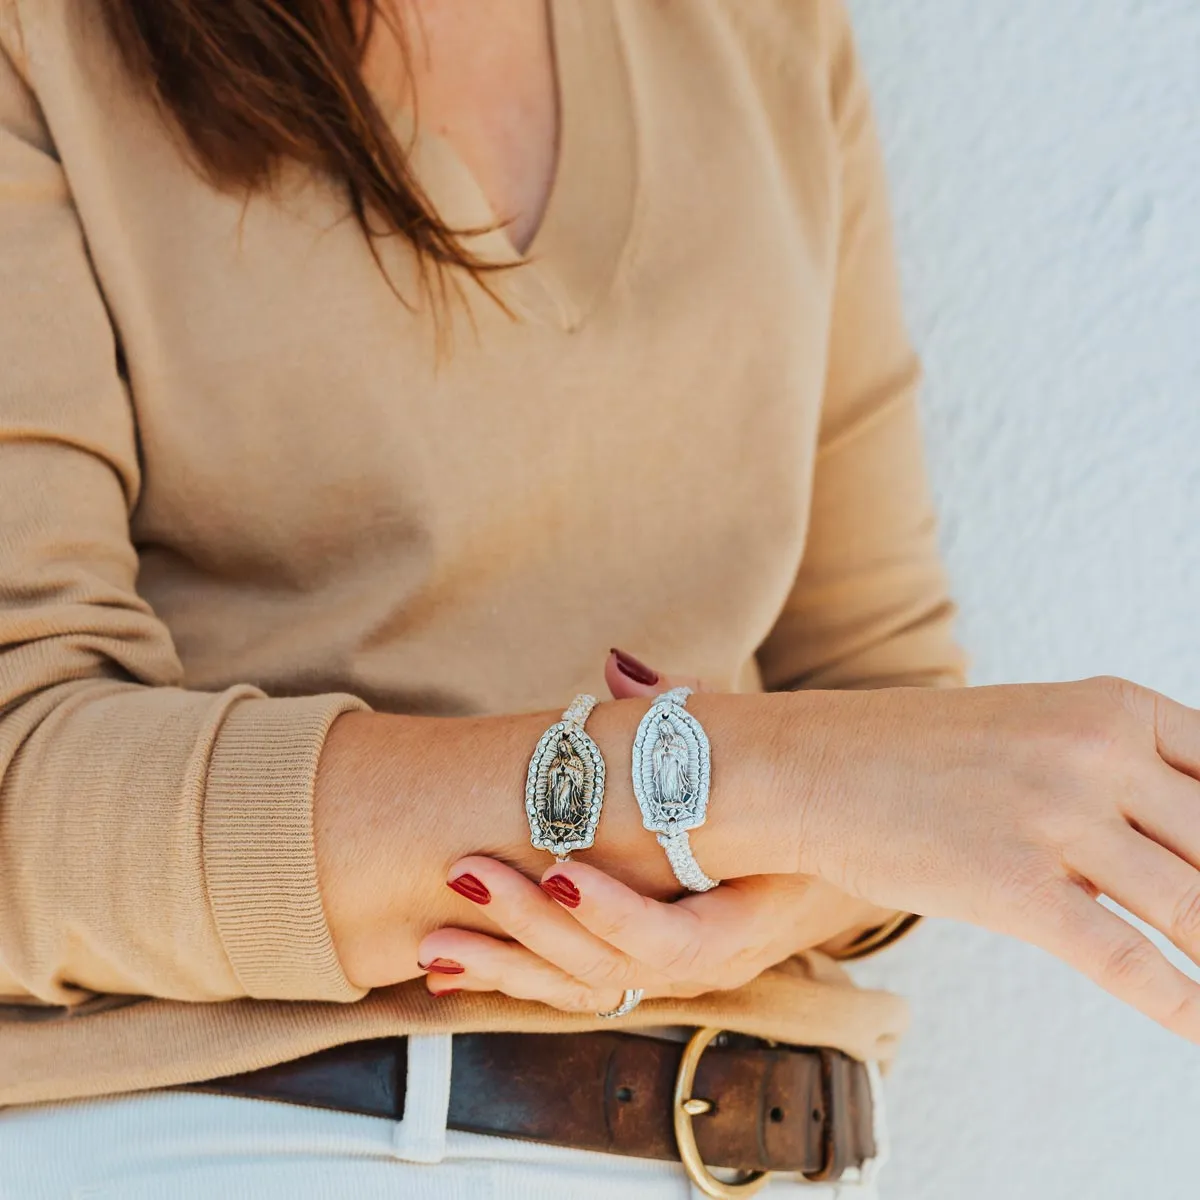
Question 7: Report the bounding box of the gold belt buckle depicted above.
[673,1027,771,1199]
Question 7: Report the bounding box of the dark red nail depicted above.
[611,648,659,686]
[541,875,582,909]
[434,988,461,999]
[447,874,491,905]
[419,958,465,975]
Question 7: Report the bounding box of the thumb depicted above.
[605,647,707,700]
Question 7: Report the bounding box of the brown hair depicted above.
[98,0,500,312]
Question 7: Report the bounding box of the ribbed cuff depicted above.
[203,692,372,1002]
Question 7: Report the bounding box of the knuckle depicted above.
[713,955,768,993]
[1085,673,1136,702]
[1071,679,1143,750]
[1163,991,1200,1040]
[725,929,776,974]
[589,904,642,945]
[1033,678,1123,748]
[1062,713,1130,771]
[1027,704,1144,821]
[1170,883,1200,945]
[1100,936,1161,994]
[501,909,538,942]
[560,984,605,1014]
[657,933,706,981]
[988,856,1063,919]
[577,953,636,991]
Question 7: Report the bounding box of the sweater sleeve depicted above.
[756,0,971,694]
[0,25,369,1008]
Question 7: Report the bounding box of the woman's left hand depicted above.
[417,856,883,1012]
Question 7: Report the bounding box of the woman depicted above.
[2,1,1199,1196]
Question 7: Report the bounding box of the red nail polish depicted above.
[434,988,462,998]
[541,875,582,909]
[611,648,659,686]
[419,958,465,975]
[447,874,491,905]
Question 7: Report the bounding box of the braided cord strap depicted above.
[658,831,719,892]
[561,693,599,729]
[631,687,720,892]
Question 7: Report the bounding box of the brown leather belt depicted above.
[181,1029,876,1192]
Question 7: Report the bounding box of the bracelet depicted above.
[525,694,607,862]
[631,687,719,892]
[826,912,923,962]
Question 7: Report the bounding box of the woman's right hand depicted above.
[789,674,1200,1041]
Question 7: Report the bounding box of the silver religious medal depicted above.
[525,694,606,861]
[631,687,719,891]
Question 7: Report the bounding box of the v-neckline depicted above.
[379,0,639,331]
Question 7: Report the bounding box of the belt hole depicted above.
[812,1107,823,1123]
[616,1086,635,1103]
[769,1106,785,1123]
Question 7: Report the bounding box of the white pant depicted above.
[0,1035,884,1199]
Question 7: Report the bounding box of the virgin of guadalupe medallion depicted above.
[548,735,586,824]
[650,717,695,817]
[631,687,711,836]
[525,695,606,860]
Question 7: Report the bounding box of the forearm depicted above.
[313,692,811,988]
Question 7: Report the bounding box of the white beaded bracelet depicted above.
[631,687,719,892]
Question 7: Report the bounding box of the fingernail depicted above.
[434,988,461,998]
[447,874,491,905]
[541,875,582,909]
[418,958,465,975]
[611,647,659,686]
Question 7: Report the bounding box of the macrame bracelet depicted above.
[631,687,719,892]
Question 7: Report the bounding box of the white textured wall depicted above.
[846,2,1200,1197]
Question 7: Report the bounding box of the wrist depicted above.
[569,697,681,896]
[770,687,868,880]
[684,688,849,880]
[690,691,807,879]
[582,692,804,886]
[314,707,559,986]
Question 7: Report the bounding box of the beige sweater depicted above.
[0,0,969,1106]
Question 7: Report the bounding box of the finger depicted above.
[445,856,643,994]
[605,648,707,700]
[1128,761,1200,873]
[541,860,773,984]
[1116,678,1200,782]
[1029,881,1200,1044]
[1075,822,1200,964]
[416,927,633,1014]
